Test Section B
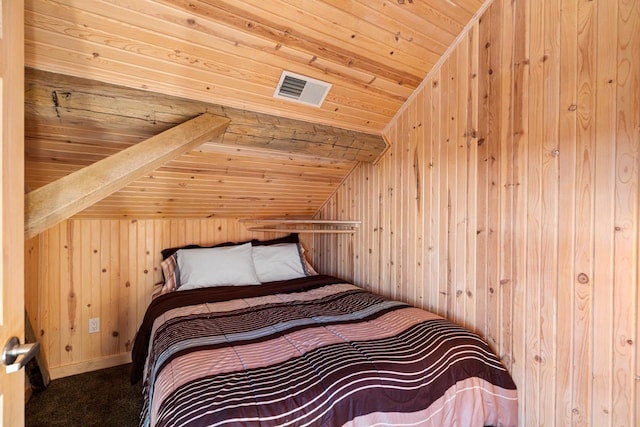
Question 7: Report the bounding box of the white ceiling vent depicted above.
[273,71,331,108]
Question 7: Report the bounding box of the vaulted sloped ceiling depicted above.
[23,0,489,220]
[24,69,366,220]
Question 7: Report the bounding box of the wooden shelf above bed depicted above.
[240,219,361,234]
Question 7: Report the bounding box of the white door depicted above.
[0,0,25,425]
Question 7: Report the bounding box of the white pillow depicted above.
[177,242,260,290]
[252,243,307,283]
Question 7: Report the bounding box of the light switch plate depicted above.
[89,317,100,334]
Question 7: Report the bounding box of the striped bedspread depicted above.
[131,275,517,427]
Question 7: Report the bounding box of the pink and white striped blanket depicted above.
[131,275,517,427]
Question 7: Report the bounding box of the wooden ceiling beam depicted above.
[24,113,230,238]
[25,68,387,163]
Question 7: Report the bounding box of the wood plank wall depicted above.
[24,218,299,378]
[314,0,640,425]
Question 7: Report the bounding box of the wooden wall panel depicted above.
[314,0,640,425]
[24,218,296,378]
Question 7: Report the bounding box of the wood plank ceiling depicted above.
[25,69,366,219]
[23,0,488,220]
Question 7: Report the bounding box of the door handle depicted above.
[2,336,40,374]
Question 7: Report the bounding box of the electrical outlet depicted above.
[89,317,100,334]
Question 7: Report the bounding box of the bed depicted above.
[131,236,518,427]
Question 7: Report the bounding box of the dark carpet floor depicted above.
[25,363,143,427]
